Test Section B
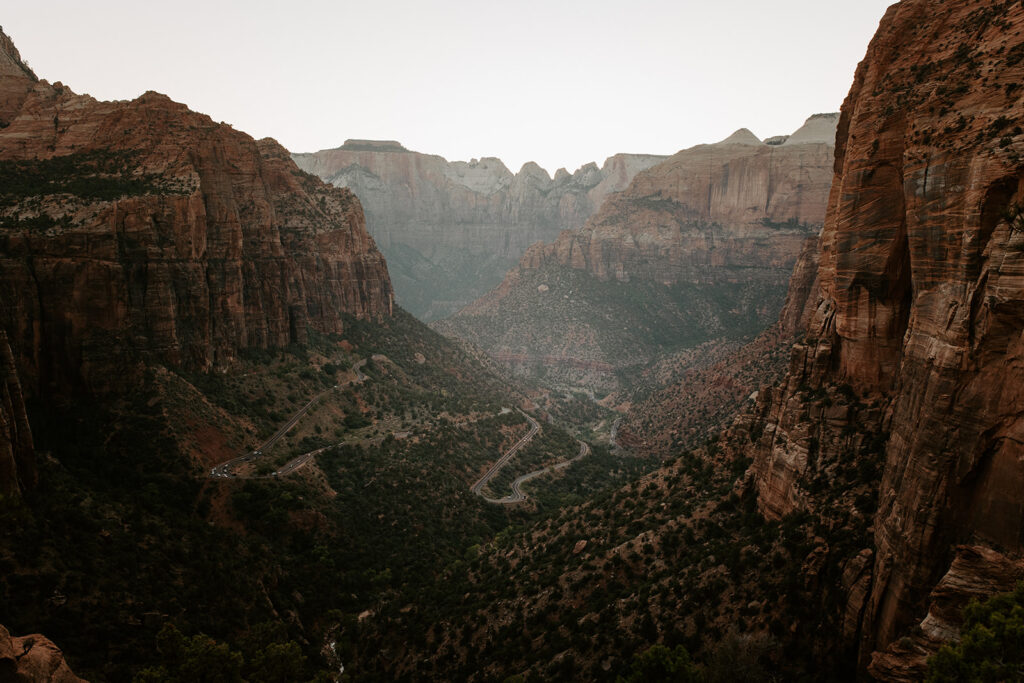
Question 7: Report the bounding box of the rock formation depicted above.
[0,624,83,682]
[436,116,836,388]
[739,0,1024,675]
[293,140,666,319]
[0,26,37,127]
[0,29,393,396]
[509,114,837,286]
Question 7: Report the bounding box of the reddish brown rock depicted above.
[868,546,1024,681]
[0,26,36,126]
[743,0,1024,672]
[0,624,84,682]
[0,30,393,396]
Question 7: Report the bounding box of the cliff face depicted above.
[743,0,1024,675]
[0,25,37,127]
[0,330,33,502]
[436,117,835,389]
[293,140,666,319]
[506,114,836,286]
[0,31,393,396]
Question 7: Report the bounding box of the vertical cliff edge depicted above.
[739,0,1024,677]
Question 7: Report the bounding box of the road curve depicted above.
[471,408,590,505]
[470,410,539,496]
[485,439,590,504]
[209,358,368,480]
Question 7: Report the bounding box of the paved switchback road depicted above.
[471,411,590,504]
[470,410,539,497]
[209,359,368,480]
[492,439,590,504]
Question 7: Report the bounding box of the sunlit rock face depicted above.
[293,140,667,319]
[742,0,1024,675]
[0,29,393,396]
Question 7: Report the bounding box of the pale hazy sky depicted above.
[4,0,893,173]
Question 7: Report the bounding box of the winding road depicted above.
[471,411,590,504]
[499,439,590,503]
[209,359,367,480]
[470,410,540,497]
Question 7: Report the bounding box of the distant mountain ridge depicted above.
[293,141,668,319]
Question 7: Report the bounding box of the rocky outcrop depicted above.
[437,117,836,389]
[742,0,1024,673]
[504,115,836,287]
[293,140,666,319]
[868,545,1024,681]
[0,330,33,502]
[0,624,84,682]
[0,29,393,396]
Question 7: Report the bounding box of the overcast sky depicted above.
[4,0,893,174]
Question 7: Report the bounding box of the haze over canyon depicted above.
[1,1,1024,681]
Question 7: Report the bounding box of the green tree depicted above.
[249,641,307,683]
[132,624,243,683]
[927,582,1024,682]
[617,644,700,683]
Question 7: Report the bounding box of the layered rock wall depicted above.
[743,0,1024,675]
[293,140,666,319]
[475,114,836,305]
[436,117,836,389]
[0,32,393,395]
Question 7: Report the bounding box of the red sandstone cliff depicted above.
[741,0,1024,676]
[0,30,393,396]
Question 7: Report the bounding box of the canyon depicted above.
[2,0,1024,679]
[436,114,837,393]
[361,0,1024,679]
[293,140,666,320]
